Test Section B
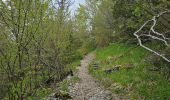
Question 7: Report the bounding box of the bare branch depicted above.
[134,10,170,63]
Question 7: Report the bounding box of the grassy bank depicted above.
[89,43,170,100]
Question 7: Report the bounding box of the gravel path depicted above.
[69,53,113,100]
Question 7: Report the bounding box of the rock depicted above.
[46,90,72,100]
[67,70,73,76]
[104,65,121,74]
[109,83,124,94]
[54,91,72,100]
[89,90,112,100]
[92,63,99,69]
[78,63,81,66]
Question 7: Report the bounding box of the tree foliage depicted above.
[0,0,80,99]
[0,0,170,99]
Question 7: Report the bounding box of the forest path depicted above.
[69,53,114,100]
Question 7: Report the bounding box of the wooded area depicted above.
[0,0,170,99]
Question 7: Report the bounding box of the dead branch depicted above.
[133,10,170,63]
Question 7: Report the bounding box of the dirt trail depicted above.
[69,53,113,100]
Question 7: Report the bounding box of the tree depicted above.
[0,0,49,99]
[134,10,170,63]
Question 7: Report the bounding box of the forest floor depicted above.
[88,43,170,99]
[46,44,170,100]
[68,53,120,100]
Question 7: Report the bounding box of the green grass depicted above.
[89,43,170,100]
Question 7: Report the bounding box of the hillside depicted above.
[89,44,170,99]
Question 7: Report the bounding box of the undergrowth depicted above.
[89,43,170,100]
